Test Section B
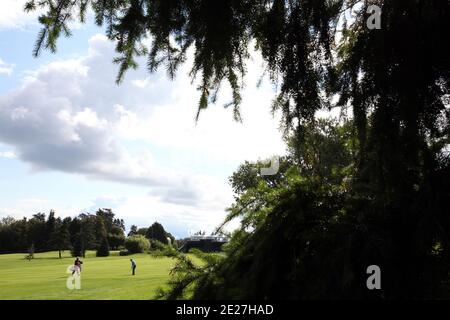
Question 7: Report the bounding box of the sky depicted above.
[0,1,286,238]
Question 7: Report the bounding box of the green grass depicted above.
[0,250,176,300]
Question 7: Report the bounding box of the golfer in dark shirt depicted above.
[130,259,136,275]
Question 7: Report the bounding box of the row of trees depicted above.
[128,222,176,247]
[0,209,126,258]
[0,209,178,258]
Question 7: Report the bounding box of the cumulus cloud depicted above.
[0,36,175,185]
[0,33,284,234]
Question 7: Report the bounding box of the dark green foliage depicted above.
[95,208,125,234]
[95,209,115,233]
[107,233,125,250]
[95,217,110,257]
[97,236,110,257]
[127,225,138,237]
[125,235,150,253]
[96,209,125,250]
[45,210,57,246]
[78,213,99,251]
[146,222,169,244]
[152,248,224,300]
[0,217,29,253]
[27,213,47,252]
[149,239,168,252]
[136,227,148,236]
[71,233,85,258]
[49,217,72,258]
[160,118,450,299]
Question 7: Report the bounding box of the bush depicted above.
[124,235,150,253]
[149,239,167,251]
[119,249,130,256]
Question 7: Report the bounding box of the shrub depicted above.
[119,249,130,256]
[124,235,150,253]
[149,239,167,251]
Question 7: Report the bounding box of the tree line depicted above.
[0,209,174,258]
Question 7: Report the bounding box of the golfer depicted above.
[130,258,136,275]
[72,257,83,275]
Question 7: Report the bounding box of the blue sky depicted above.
[0,1,285,238]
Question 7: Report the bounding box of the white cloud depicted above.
[0,0,41,29]
[0,198,49,219]
[0,198,84,223]
[132,77,153,89]
[0,150,16,158]
[58,108,108,129]
[0,58,14,75]
[0,0,85,30]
